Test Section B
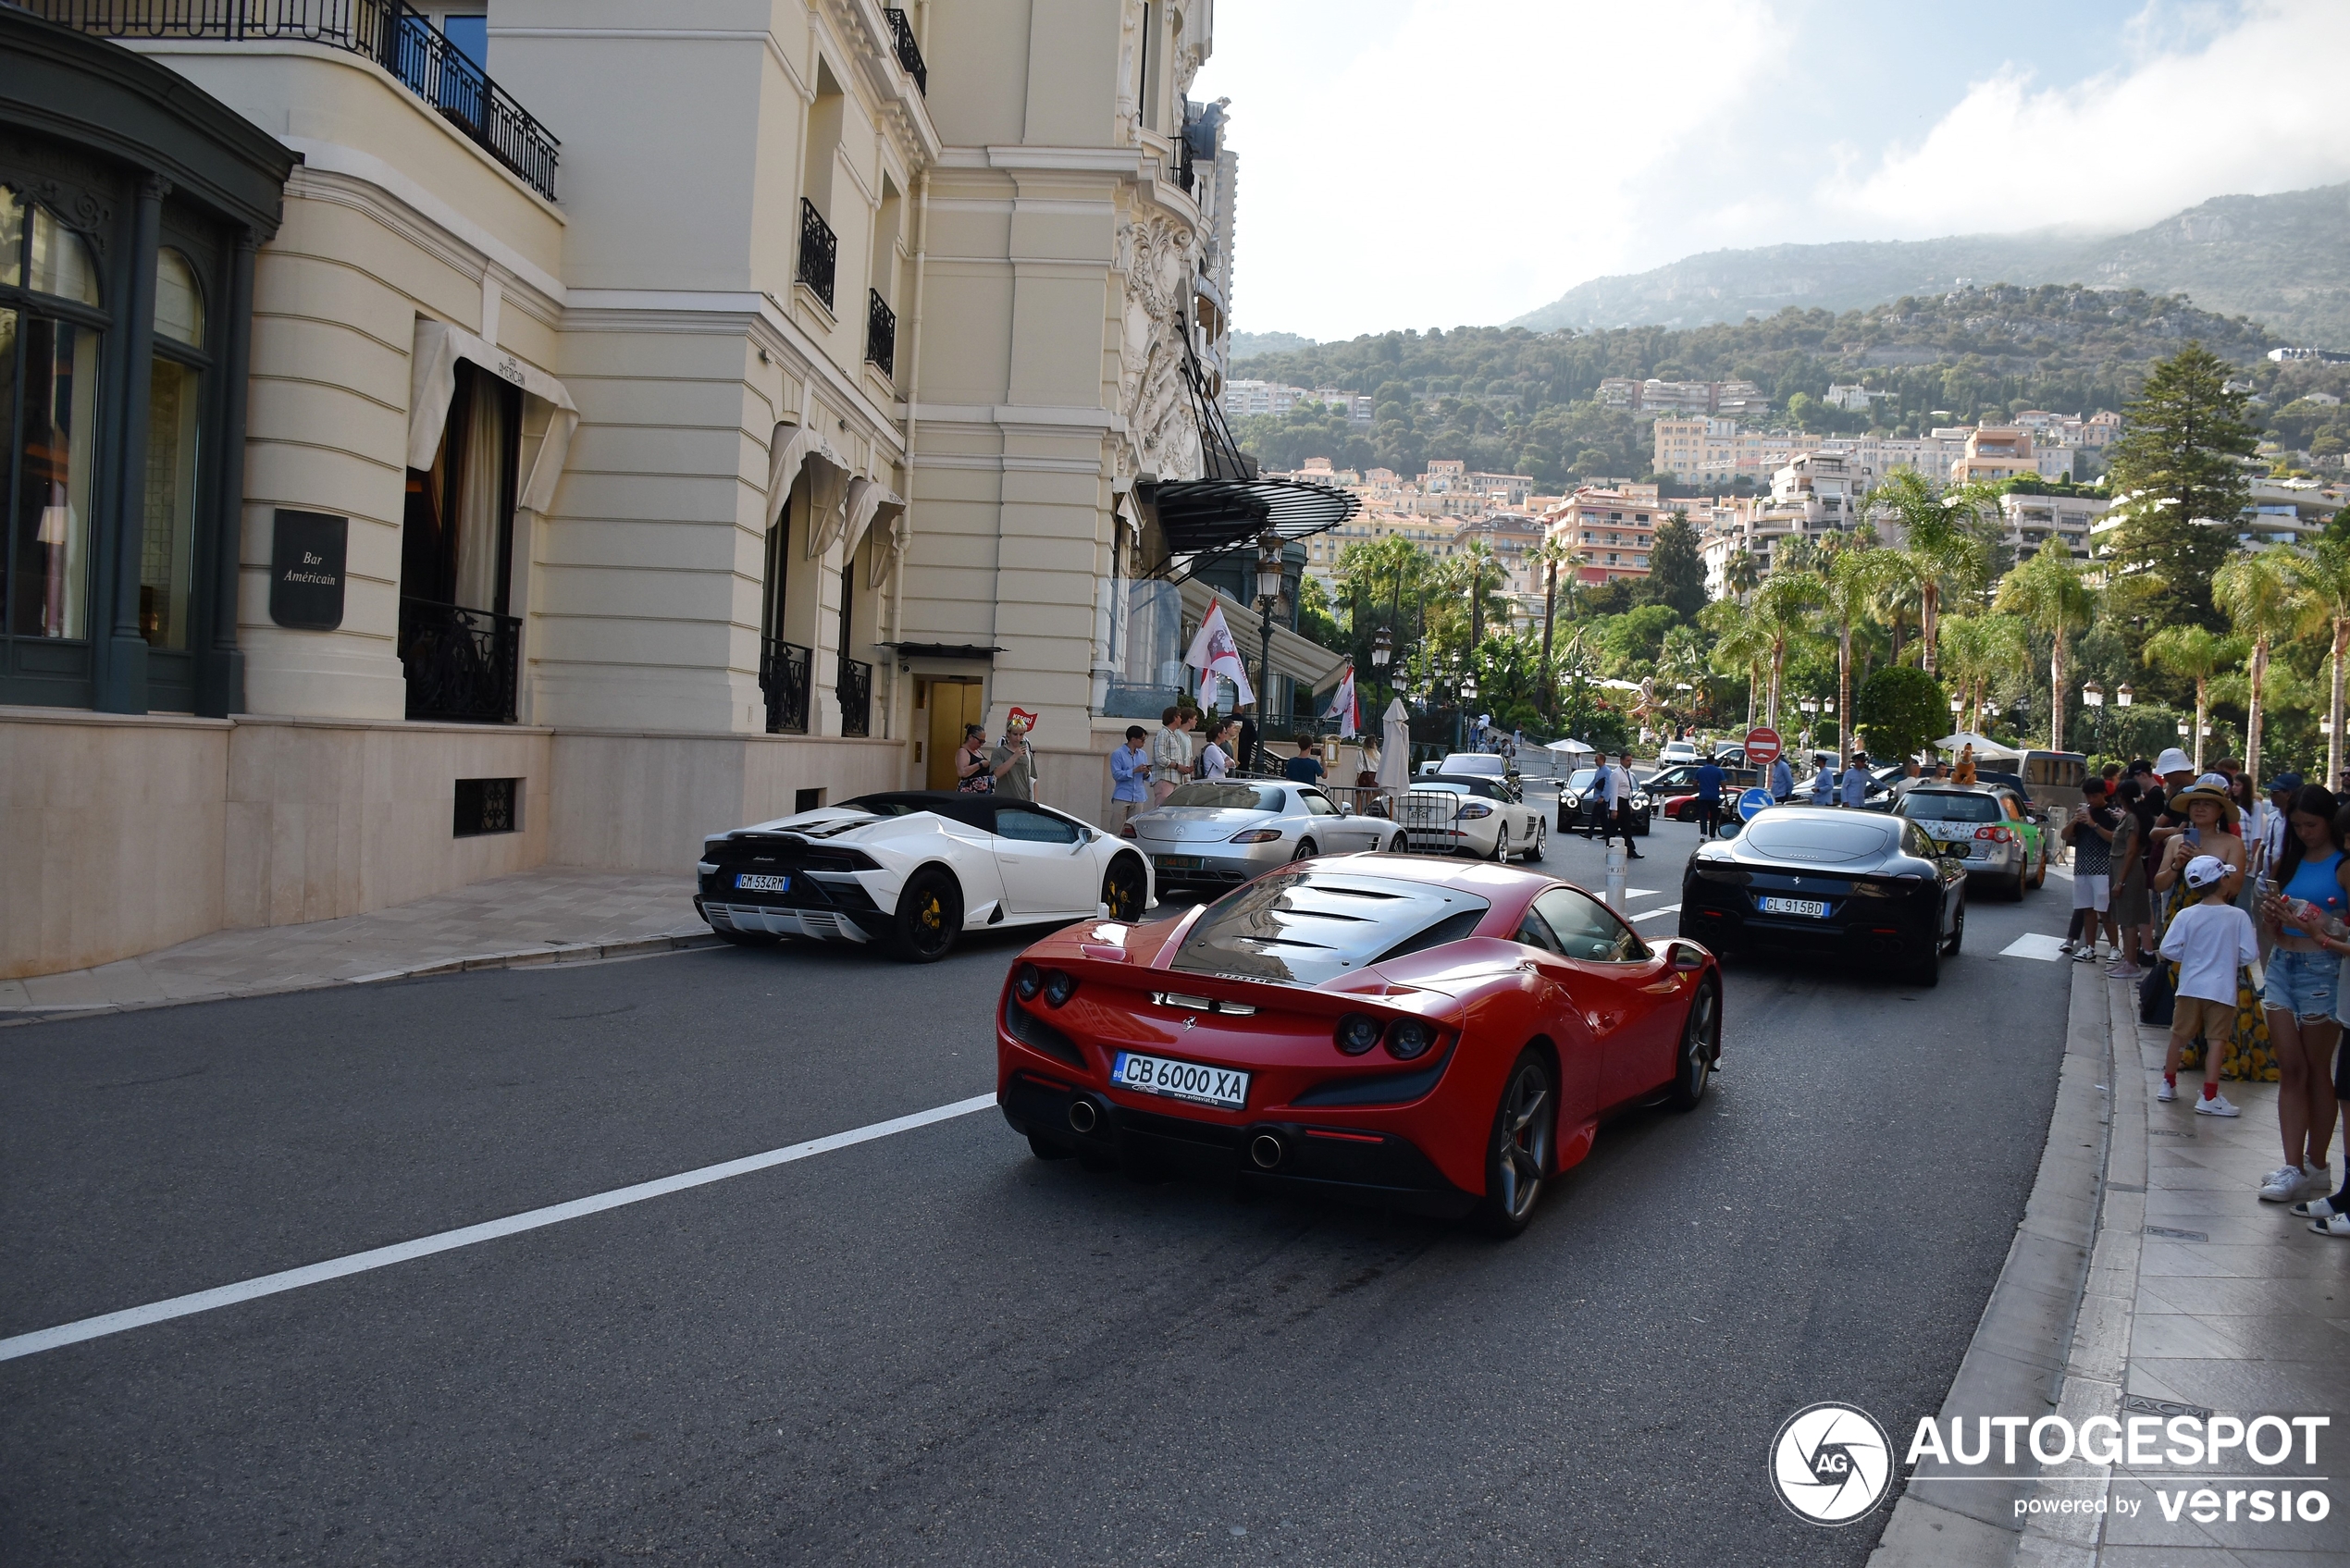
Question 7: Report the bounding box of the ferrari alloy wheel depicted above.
[1478,1050,1555,1237]
[1667,978,1719,1111]
[1489,826,1509,863]
[1943,900,1966,957]
[1521,818,1545,862]
[1101,855,1146,920]
[891,867,961,963]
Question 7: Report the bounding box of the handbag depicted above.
[2138,959,2174,1027]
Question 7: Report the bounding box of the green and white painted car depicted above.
[1892,785,2042,901]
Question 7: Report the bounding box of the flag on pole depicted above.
[1323,664,1358,737]
[1181,600,1255,708]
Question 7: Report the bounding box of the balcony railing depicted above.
[797,197,837,312]
[399,597,519,722]
[883,7,925,94]
[29,0,561,201]
[865,290,896,377]
[837,657,872,738]
[761,636,811,735]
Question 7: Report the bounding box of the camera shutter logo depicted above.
[1770,1402,1893,1525]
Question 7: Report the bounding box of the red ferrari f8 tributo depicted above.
[996,856,1721,1235]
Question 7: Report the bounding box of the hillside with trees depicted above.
[1230,287,2278,488]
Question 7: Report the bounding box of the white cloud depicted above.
[1825,0,2350,237]
[1193,0,1792,340]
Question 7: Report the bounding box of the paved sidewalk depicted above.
[0,867,708,1021]
[1875,965,2350,1565]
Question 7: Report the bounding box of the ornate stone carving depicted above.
[1116,210,1202,481]
[0,132,119,258]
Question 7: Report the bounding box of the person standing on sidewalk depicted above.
[1149,707,1192,805]
[2059,777,2119,963]
[2154,774,2269,1082]
[2254,784,2349,1204]
[2107,779,2152,979]
[1693,754,1725,840]
[2293,906,2350,1235]
[2158,855,2262,1117]
[1839,751,1870,808]
[1199,720,1235,782]
[1809,763,1837,806]
[1583,752,1615,839]
[1769,752,1793,803]
[1107,726,1150,833]
[954,723,995,794]
[990,715,1036,801]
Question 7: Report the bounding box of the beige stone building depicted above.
[2,1,1349,982]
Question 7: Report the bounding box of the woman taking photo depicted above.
[954,723,994,794]
[2154,774,2270,1084]
[2256,784,2349,1204]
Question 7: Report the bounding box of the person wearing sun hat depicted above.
[2153,772,2272,1088]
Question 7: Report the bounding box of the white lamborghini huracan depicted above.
[695,792,1156,962]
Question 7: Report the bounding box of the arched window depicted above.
[27,204,99,306]
[155,248,204,348]
[1,190,105,650]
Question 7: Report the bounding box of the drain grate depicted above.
[2143,1225,2207,1241]
[2122,1392,2213,1421]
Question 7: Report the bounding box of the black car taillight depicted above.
[1014,963,1044,1001]
[1384,1019,1437,1060]
[1334,1013,1383,1056]
[1042,969,1078,1007]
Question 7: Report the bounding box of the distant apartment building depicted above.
[1222,378,1308,419]
[1951,427,2074,484]
[1310,388,1375,425]
[1652,417,1740,484]
[1599,377,1769,418]
[1999,493,2108,562]
[1454,512,1549,596]
[1299,507,1460,580]
[1824,384,1896,413]
[1544,484,1669,583]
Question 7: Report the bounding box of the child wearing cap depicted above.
[2158,855,2263,1116]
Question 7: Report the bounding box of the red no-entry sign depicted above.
[1745,726,1782,766]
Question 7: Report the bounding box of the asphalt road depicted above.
[0,816,2082,1566]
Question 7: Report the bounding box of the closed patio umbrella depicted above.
[1377,698,1411,793]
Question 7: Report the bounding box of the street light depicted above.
[2081,680,2105,755]
[1370,625,1393,713]
[2115,684,2133,709]
[1253,528,1284,771]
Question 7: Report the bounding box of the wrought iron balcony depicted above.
[837,656,872,738]
[884,7,925,94]
[866,290,896,377]
[29,0,561,201]
[798,197,837,312]
[761,636,811,735]
[399,597,519,723]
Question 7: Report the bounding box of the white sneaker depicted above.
[2059,939,2078,956]
[2194,1093,2241,1117]
[2260,1166,2305,1202]
[2072,945,2097,963]
[2157,1080,2177,1103]
[2305,1163,2333,1196]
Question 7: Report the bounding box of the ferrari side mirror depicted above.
[1672,945,1706,972]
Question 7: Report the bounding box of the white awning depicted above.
[408,318,577,512]
[764,418,855,549]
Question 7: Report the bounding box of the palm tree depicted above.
[1993,547,2096,750]
[1936,614,2028,733]
[1723,546,1761,602]
[2287,539,2350,786]
[1870,469,1996,673]
[1822,549,1894,758]
[1701,597,1768,728]
[2212,546,2302,783]
[1750,571,1824,731]
[2142,624,2245,772]
[1531,535,1577,713]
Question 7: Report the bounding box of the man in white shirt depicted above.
[1610,755,1643,858]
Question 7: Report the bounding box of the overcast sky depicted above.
[1189,0,2350,342]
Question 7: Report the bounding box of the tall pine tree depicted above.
[1643,510,1707,620]
[2105,342,2259,628]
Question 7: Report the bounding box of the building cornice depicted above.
[282,149,565,328]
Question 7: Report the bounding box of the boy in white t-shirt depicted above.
[2158,855,2261,1116]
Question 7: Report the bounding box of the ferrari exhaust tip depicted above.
[1067,1099,1099,1134]
[1250,1132,1284,1170]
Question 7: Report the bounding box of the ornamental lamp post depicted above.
[2082,679,2104,756]
[1372,625,1393,711]
[1254,528,1284,768]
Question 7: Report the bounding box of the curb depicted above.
[0,931,724,1028]
[1867,959,2118,1567]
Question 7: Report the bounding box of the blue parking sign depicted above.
[1738,786,1774,821]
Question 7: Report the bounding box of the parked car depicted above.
[1679,805,1967,986]
[1658,739,1701,765]
[1892,786,2035,899]
[1125,781,1404,894]
[1554,768,1653,835]
[998,856,1724,1234]
[697,791,1153,962]
[1401,777,1547,861]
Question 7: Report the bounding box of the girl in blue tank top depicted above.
[2256,784,2350,1221]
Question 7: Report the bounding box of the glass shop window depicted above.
[2,193,105,647]
[142,249,206,649]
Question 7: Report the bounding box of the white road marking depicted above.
[1631,903,1682,920]
[0,1092,1000,1363]
[1999,932,2070,961]
[1624,887,1662,899]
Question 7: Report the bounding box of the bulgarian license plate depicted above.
[1760,895,1828,918]
[734,872,791,893]
[1110,1050,1250,1109]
